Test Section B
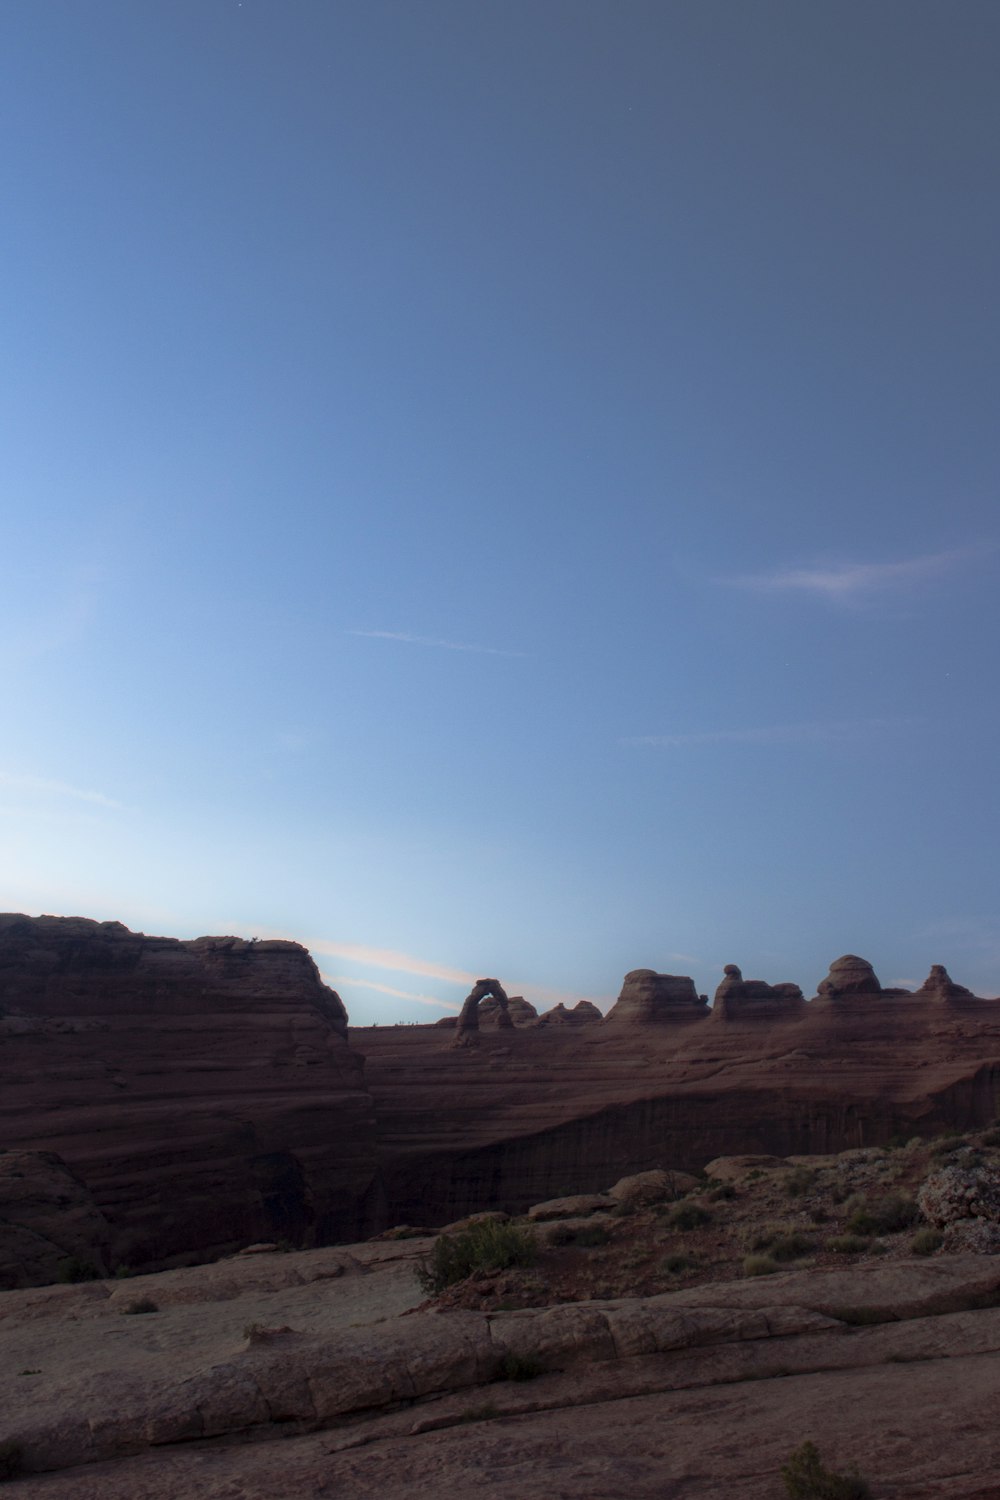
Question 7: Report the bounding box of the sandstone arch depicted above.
[453,977,512,1043]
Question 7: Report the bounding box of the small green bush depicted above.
[743,1253,780,1277]
[846,1192,918,1236]
[980,1127,1000,1148]
[781,1440,872,1499]
[499,1352,544,1381]
[661,1252,696,1274]
[768,1232,815,1263]
[0,1441,24,1482]
[828,1234,871,1255]
[417,1220,537,1294]
[55,1257,98,1284]
[707,1182,736,1201]
[570,1223,612,1248]
[911,1227,944,1257]
[122,1296,158,1315]
[666,1203,711,1231]
[785,1167,816,1198]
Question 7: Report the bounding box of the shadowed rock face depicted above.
[605,970,710,1024]
[480,994,538,1027]
[537,1001,603,1026]
[0,915,376,1280]
[916,964,976,1001]
[816,954,882,999]
[711,964,805,1022]
[454,979,512,1042]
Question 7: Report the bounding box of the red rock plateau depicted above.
[3,916,1000,1282]
[0,915,376,1282]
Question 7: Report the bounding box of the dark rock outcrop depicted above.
[536,1000,603,1026]
[480,994,538,1027]
[454,978,512,1043]
[915,964,976,1001]
[815,953,883,1000]
[0,1149,112,1288]
[0,915,376,1281]
[711,964,805,1022]
[604,969,710,1024]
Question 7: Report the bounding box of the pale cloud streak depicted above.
[349,629,525,658]
[323,973,460,1011]
[0,771,124,810]
[623,717,916,749]
[288,936,478,988]
[724,547,981,603]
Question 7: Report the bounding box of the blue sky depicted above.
[2,1,999,1020]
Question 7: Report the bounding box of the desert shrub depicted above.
[781,1440,872,1499]
[661,1252,696,1274]
[810,1205,829,1224]
[113,1265,133,1279]
[911,1227,944,1257]
[499,1352,544,1381]
[768,1232,815,1263]
[828,1234,871,1255]
[980,1127,1000,1148]
[743,1253,780,1277]
[572,1223,612,1247]
[707,1182,736,1201]
[846,1192,918,1236]
[55,1257,98,1284]
[931,1133,967,1157]
[417,1220,537,1294]
[785,1167,816,1198]
[666,1203,711,1231]
[122,1296,158,1315]
[0,1441,23,1482]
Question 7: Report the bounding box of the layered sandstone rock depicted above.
[604,969,710,1024]
[0,915,376,1281]
[711,964,804,1022]
[815,953,883,999]
[915,964,976,1001]
[536,1000,602,1026]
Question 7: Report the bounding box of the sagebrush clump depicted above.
[781,1439,872,1499]
[418,1220,537,1294]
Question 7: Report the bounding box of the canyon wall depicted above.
[0,915,377,1283]
[3,916,1000,1283]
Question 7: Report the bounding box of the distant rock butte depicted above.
[4,914,1000,1284]
[605,968,710,1023]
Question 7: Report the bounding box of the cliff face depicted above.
[355,957,1000,1228]
[5,921,1000,1283]
[0,915,377,1282]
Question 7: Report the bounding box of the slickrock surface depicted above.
[4,1236,1000,1498]
[0,915,376,1278]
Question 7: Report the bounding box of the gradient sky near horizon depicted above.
[3,0,999,1023]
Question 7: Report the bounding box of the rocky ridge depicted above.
[4,1135,1000,1497]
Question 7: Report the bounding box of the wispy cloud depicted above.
[623,717,916,749]
[0,771,124,809]
[323,973,460,1011]
[349,629,525,658]
[724,547,982,603]
[289,936,477,988]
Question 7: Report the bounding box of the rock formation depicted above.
[711,964,804,1022]
[604,969,710,1024]
[815,953,883,999]
[915,964,976,1001]
[0,915,376,1282]
[536,1000,602,1026]
[6,917,1000,1282]
[453,978,512,1043]
[480,994,538,1027]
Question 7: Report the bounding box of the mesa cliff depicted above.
[0,915,377,1283]
[3,914,1000,1284]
